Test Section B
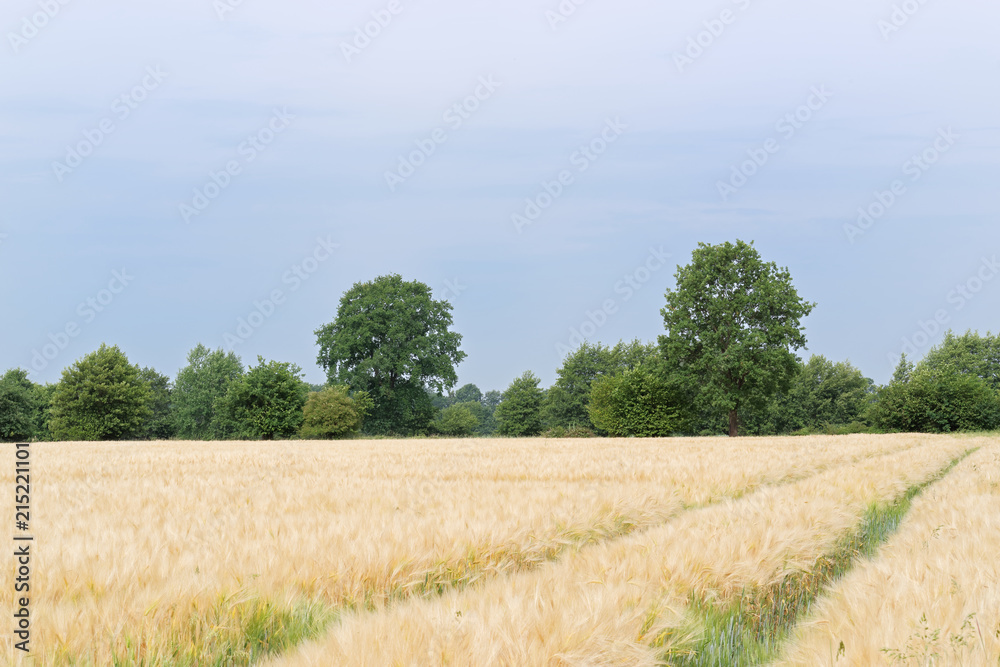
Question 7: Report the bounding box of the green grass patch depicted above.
[101,594,337,667]
[654,448,977,666]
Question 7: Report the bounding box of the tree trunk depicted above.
[728,409,739,437]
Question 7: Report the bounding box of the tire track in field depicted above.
[661,447,978,666]
[259,440,937,667]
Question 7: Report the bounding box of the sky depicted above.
[1,0,998,393]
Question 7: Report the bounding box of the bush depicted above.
[215,357,310,440]
[432,403,480,437]
[299,386,372,439]
[868,364,1000,433]
[588,367,689,437]
[49,344,151,441]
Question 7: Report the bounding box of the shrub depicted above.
[215,357,310,440]
[588,367,689,437]
[299,386,372,439]
[868,364,1000,433]
[432,403,480,437]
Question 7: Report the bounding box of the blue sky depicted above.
[2,0,998,392]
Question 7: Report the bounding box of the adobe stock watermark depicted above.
[28,268,134,374]
[554,246,670,357]
[843,126,958,243]
[179,107,294,223]
[545,0,593,31]
[674,0,754,73]
[717,85,833,201]
[440,277,466,302]
[223,236,339,347]
[51,66,168,183]
[512,117,627,234]
[340,0,408,63]
[885,254,999,370]
[878,0,931,40]
[384,75,501,192]
[213,0,249,20]
[7,0,72,54]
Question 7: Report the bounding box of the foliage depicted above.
[299,385,373,439]
[495,371,545,436]
[315,274,466,435]
[139,367,175,440]
[588,365,690,437]
[454,383,483,404]
[433,403,481,437]
[173,344,244,440]
[920,330,1000,389]
[743,355,874,435]
[48,344,151,441]
[659,240,815,436]
[544,339,660,431]
[215,357,310,440]
[0,368,43,442]
[868,362,1000,433]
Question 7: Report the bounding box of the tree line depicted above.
[2,240,998,441]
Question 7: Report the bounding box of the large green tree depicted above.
[216,357,310,440]
[49,344,151,441]
[660,240,815,437]
[315,274,466,435]
[495,371,545,436]
[173,344,244,440]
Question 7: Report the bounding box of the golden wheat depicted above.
[264,435,973,666]
[775,441,1000,666]
[0,435,965,665]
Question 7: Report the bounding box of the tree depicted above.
[215,357,310,440]
[173,344,244,440]
[478,390,502,435]
[315,274,466,435]
[495,371,545,436]
[0,369,42,442]
[588,365,690,437]
[660,240,815,437]
[49,344,151,441]
[920,330,1000,389]
[139,367,175,440]
[455,383,483,404]
[299,385,373,439]
[433,403,480,437]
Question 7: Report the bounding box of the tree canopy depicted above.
[172,344,244,440]
[315,274,466,435]
[216,357,310,440]
[48,344,151,441]
[495,371,545,436]
[660,240,815,436]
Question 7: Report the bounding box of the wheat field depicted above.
[2,434,997,666]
